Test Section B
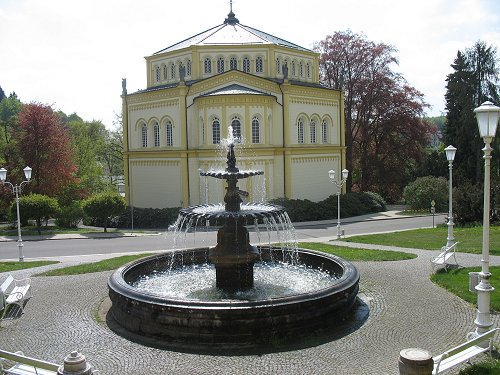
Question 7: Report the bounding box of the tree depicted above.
[17,103,79,198]
[0,86,5,102]
[100,116,124,183]
[82,192,126,232]
[67,118,108,194]
[315,31,432,201]
[443,42,500,184]
[0,93,22,165]
[14,194,60,234]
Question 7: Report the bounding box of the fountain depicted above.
[108,138,360,350]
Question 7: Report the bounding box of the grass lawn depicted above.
[0,260,59,273]
[344,225,500,255]
[298,242,416,261]
[37,253,153,276]
[0,225,104,236]
[431,266,500,312]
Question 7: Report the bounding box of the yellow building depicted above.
[122,8,345,209]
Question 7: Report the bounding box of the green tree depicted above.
[0,86,5,102]
[0,93,22,165]
[443,42,500,184]
[67,119,108,194]
[14,194,60,234]
[100,117,124,183]
[82,192,126,232]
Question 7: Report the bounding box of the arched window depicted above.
[307,63,311,79]
[166,120,173,146]
[243,57,250,73]
[292,61,296,77]
[251,116,260,144]
[153,122,160,147]
[230,57,237,70]
[299,62,303,78]
[162,64,167,80]
[276,58,281,74]
[297,118,304,144]
[310,120,317,143]
[217,57,225,74]
[155,66,160,82]
[170,63,175,79]
[141,124,148,147]
[186,60,192,77]
[321,120,328,143]
[231,116,241,142]
[256,57,263,73]
[212,117,220,144]
[204,57,212,74]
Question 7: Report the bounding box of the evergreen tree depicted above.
[0,86,5,102]
[443,42,500,184]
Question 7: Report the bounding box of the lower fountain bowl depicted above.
[108,247,359,351]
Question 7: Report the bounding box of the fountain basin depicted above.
[108,247,359,350]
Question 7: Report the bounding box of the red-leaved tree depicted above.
[17,102,78,198]
[315,30,432,201]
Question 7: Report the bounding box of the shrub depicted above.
[82,192,126,232]
[270,191,386,223]
[115,207,180,229]
[13,194,60,234]
[55,201,85,228]
[402,176,448,212]
[453,181,484,225]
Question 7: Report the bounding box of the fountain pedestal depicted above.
[209,220,258,290]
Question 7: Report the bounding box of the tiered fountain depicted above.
[108,139,359,350]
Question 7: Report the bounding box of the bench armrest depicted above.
[13,277,31,287]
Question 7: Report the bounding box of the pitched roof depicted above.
[199,84,274,98]
[153,11,312,55]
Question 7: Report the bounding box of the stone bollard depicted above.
[399,348,433,375]
[57,351,98,375]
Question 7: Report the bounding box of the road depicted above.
[0,213,446,261]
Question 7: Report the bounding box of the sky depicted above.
[0,0,499,128]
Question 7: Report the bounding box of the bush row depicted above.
[83,192,386,229]
[270,191,386,223]
[401,175,499,226]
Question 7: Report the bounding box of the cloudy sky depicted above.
[0,0,499,128]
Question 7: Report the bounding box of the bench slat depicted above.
[435,345,489,372]
[433,328,499,374]
[4,363,57,375]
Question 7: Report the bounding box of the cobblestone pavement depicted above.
[0,244,498,375]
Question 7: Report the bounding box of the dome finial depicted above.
[224,0,239,25]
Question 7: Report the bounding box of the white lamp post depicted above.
[471,101,500,339]
[0,166,32,261]
[444,145,456,249]
[328,168,349,239]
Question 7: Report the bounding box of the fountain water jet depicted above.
[108,140,360,350]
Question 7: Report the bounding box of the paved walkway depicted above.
[0,242,497,374]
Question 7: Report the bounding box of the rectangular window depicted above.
[297,120,304,144]
[310,121,316,143]
[154,124,160,147]
[166,122,173,146]
[252,118,260,143]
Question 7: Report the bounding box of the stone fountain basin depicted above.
[108,247,359,350]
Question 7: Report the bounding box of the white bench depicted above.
[0,349,58,375]
[431,242,459,271]
[0,275,32,316]
[432,328,499,374]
